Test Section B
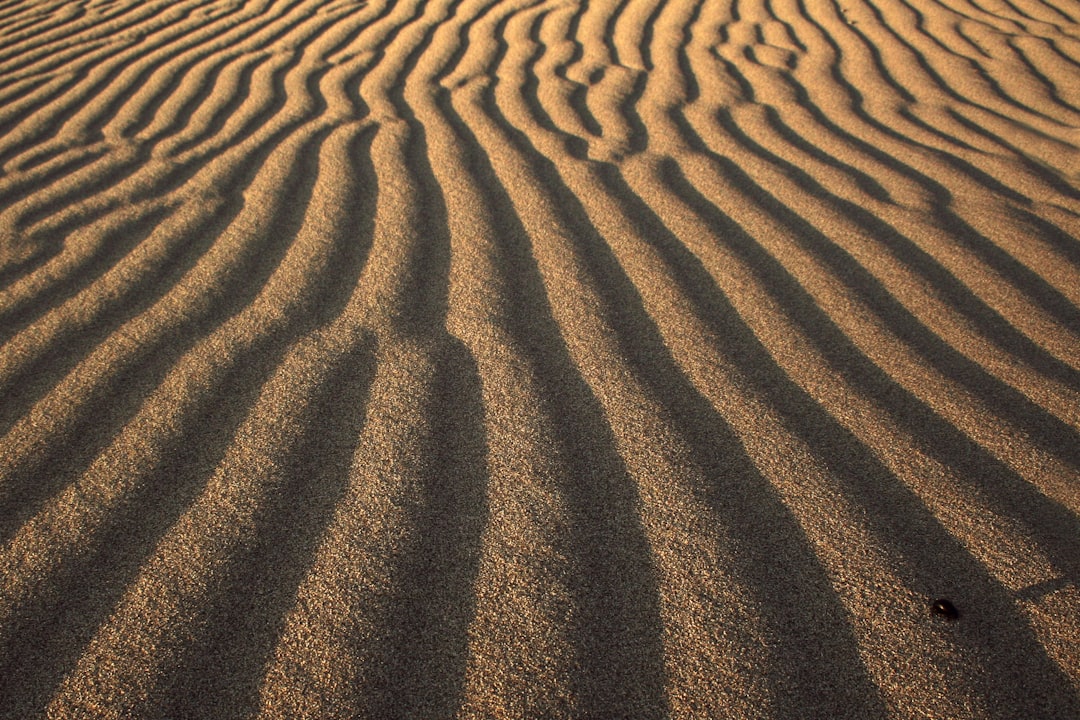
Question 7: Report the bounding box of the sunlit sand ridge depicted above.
[0,0,1078,716]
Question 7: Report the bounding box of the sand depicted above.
[0,0,1078,716]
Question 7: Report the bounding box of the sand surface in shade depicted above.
[0,0,1079,717]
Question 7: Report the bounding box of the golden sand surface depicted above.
[1,0,1079,716]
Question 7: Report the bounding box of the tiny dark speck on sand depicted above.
[931,598,959,620]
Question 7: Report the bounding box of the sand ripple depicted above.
[1,0,1078,716]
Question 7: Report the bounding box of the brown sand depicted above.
[1,0,1079,716]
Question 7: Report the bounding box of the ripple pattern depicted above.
[1,0,1079,717]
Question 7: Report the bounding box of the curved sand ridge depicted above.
[1,0,1079,716]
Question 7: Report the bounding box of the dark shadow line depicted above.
[8,4,368,297]
[0,79,332,362]
[0,55,106,153]
[1008,205,1080,269]
[824,0,918,105]
[0,1,242,160]
[636,0,667,72]
[0,25,362,414]
[380,0,467,329]
[526,0,603,142]
[602,0,633,68]
[951,19,995,60]
[763,0,809,53]
[0,5,63,37]
[847,0,1067,126]
[760,105,894,203]
[483,16,1062,708]
[0,123,379,717]
[675,0,705,104]
[0,35,110,86]
[0,155,223,439]
[0,239,57,290]
[117,2,322,143]
[787,0,1072,203]
[346,88,486,717]
[0,73,53,113]
[519,6,592,159]
[0,0,152,68]
[447,8,922,710]
[0,143,108,212]
[554,0,588,83]
[0,69,105,169]
[11,144,160,231]
[152,335,378,720]
[713,46,757,103]
[138,4,340,155]
[167,50,276,156]
[138,51,246,146]
[0,189,232,445]
[361,337,489,719]
[470,26,879,700]
[582,158,890,718]
[619,64,650,153]
[712,107,1080,406]
[0,0,309,170]
[943,104,1080,197]
[1013,576,1074,603]
[430,0,502,90]
[0,201,172,344]
[1034,0,1080,24]
[440,40,671,719]
[0,122,340,543]
[930,199,1080,334]
[1041,32,1080,72]
[1006,35,1080,114]
[655,157,1080,717]
[656,149,1080,586]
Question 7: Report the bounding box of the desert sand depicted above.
[0,0,1078,716]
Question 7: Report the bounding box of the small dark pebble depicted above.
[931,598,959,620]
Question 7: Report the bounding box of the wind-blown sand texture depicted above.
[1,0,1079,716]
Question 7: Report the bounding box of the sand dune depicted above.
[0,0,1078,716]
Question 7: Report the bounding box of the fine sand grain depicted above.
[1,0,1079,717]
